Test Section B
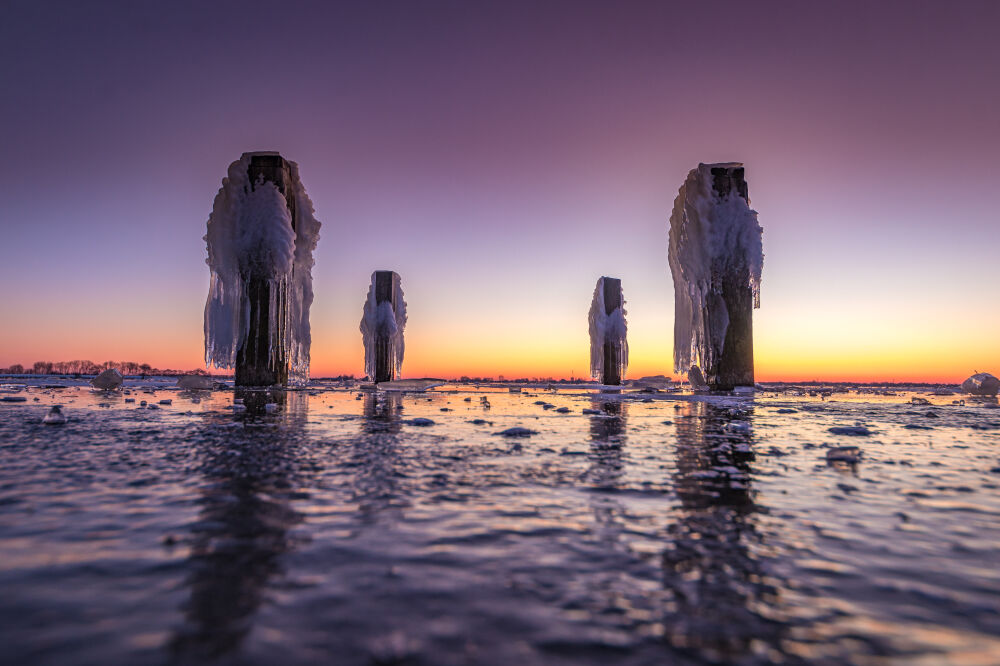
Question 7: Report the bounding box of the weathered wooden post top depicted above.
[668,162,763,392]
[236,152,294,387]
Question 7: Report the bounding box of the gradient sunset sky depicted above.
[1,1,997,382]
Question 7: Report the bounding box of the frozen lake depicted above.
[1,379,998,665]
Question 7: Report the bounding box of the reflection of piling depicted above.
[374,270,399,383]
[708,166,754,391]
[236,153,296,387]
[601,277,623,386]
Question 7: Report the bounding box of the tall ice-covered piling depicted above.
[204,152,322,387]
[589,276,628,386]
[360,271,407,383]
[668,163,763,390]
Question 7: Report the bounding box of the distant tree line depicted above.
[0,360,214,377]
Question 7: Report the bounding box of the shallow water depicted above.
[1,379,998,665]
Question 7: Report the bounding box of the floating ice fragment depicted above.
[43,406,66,424]
[828,426,871,436]
[407,418,435,426]
[158,399,172,405]
[495,427,538,437]
[582,408,602,415]
[911,397,931,405]
[826,446,862,463]
[378,380,441,392]
[91,368,123,390]
[961,372,999,396]
[177,375,214,390]
[687,366,709,391]
[1,396,27,402]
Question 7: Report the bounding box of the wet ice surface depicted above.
[1,380,999,665]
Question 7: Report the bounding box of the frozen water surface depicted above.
[1,379,999,665]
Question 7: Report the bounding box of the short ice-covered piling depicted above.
[204,152,321,386]
[668,163,763,390]
[589,276,628,386]
[360,271,407,383]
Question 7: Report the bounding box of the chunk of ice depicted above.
[961,372,999,396]
[495,427,538,437]
[43,406,66,424]
[91,369,123,390]
[177,375,214,390]
[828,426,871,436]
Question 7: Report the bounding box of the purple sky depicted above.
[1,1,997,380]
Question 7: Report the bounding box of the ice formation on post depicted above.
[360,271,407,381]
[668,163,762,386]
[588,276,628,383]
[203,153,321,386]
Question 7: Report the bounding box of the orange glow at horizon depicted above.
[2,288,997,386]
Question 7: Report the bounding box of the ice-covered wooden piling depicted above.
[360,271,407,383]
[204,152,321,387]
[668,163,763,391]
[589,276,628,386]
[235,154,295,386]
[710,166,755,390]
[601,278,623,385]
[373,271,397,383]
